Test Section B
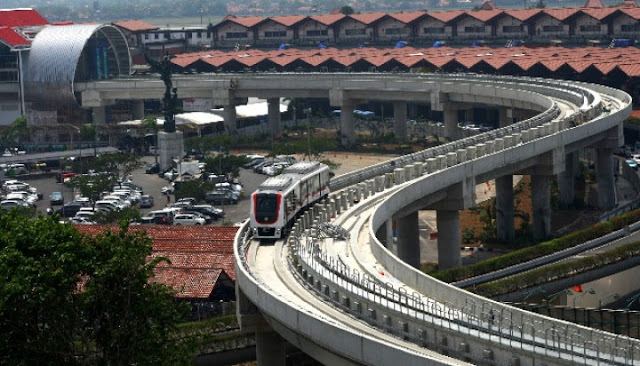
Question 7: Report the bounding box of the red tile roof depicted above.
[113,19,158,32]
[388,11,427,23]
[222,15,264,28]
[310,13,346,25]
[0,8,48,27]
[426,10,467,23]
[348,12,387,25]
[503,8,543,21]
[463,9,504,22]
[0,26,29,47]
[542,8,581,20]
[269,15,306,27]
[75,225,237,299]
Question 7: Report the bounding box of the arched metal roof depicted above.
[25,24,130,109]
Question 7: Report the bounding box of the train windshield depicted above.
[255,193,279,223]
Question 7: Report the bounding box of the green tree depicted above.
[339,5,355,15]
[0,212,195,364]
[175,180,217,202]
[2,115,31,147]
[143,116,160,164]
[203,154,249,177]
[85,153,143,182]
[68,173,117,206]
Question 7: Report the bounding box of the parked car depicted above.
[1,199,30,211]
[191,205,225,220]
[140,210,174,225]
[626,159,638,170]
[54,203,85,218]
[139,195,154,208]
[173,213,206,225]
[182,210,213,224]
[145,163,160,174]
[49,191,64,205]
[205,190,238,205]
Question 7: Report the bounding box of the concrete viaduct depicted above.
[77,73,635,364]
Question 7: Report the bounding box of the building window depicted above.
[197,32,202,38]
[621,24,640,32]
[306,29,328,36]
[164,32,170,39]
[226,32,248,39]
[579,25,601,32]
[542,25,564,32]
[144,34,149,40]
[424,27,445,34]
[186,32,192,39]
[345,28,366,36]
[154,34,159,39]
[264,31,287,38]
[464,26,485,33]
[384,28,404,35]
[502,25,523,33]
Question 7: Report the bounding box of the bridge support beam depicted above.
[256,328,286,366]
[596,147,615,210]
[92,106,106,124]
[496,176,515,243]
[436,210,461,269]
[340,101,355,147]
[393,101,407,142]
[132,100,145,120]
[531,174,551,241]
[443,109,459,141]
[376,219,394,249]
[268,98,281,138]
[396,211,420,269]
[223,105,237,135]
[558,152,577,207]
[499,107,512,127]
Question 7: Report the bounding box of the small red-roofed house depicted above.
[296,14,345,45]
[254,15,305,46]
[334,12,386,43]
[112,19,159,47]
[213,15,264,48]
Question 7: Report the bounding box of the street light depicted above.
[544,289,571,307]
[522,287,547,302]
[598,292,620,309]
[303,108,312,159]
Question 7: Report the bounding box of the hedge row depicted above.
[474,239,640,298]
[431,209,640,283]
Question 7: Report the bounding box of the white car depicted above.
[173,213,206,226]
[6,191,37,206]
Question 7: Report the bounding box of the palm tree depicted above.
[142,116,160,164]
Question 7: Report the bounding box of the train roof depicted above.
[258,174,297,191]
[283,161,325,174]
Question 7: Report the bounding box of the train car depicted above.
[250,161,330,239]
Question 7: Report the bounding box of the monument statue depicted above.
[146,52,177,133]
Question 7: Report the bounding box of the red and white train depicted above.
[250,161,330,239]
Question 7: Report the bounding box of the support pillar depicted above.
[340,101,355,147]
[132,100,145,120]
[92,106,106,124]
[396,211,420,269]
[531,175,551,241]
[496,176,515,243]
[444,109,459,141]
[596,148,615,210]
[256,329,286,366]
[393,100,407,142]
[498,107,512,128]
[436,210,461,269]
[557,152,577,207]
[267,98,281,137]
[223,104,237,134]
[376,219,393,248]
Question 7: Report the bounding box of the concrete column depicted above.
[377,219,394,248]
[557,152,576,207]
[498,107,512,128]
[92,106,106,124]
[340,101,355,147]
[256,330,286,366]
[531,175,551,241]
[596,148,615,210]
[223,105,237,134]
[393,100,407,142]
[132,100,145,120]
[496,176,515,243]
[444,109,459,141]
[267,98,281,137]
[396,211,420,269]
[436,210,461,269]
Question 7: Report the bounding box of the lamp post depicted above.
[598,292,620,309]
[522,287,547,302]
[544,289,571,307]
[573,288,596,308]
[304,108,312,159]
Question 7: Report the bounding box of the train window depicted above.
[255,193,279,223]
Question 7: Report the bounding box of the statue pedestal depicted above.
[158,131,184,171]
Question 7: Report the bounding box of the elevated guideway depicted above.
[225,72,635,365]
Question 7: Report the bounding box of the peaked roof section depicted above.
[463,9,504,22]
[310,13,346,25]
[427,10,467,23]
[269,14,306,27]
[541,8,581,21]
[220,15,264,28]
[112,19,158,32]
[348,12,387,25]
[504,8,543,21]
[388,11,427,23]
[0,26,29,47]
[584,0,605,8]
[0,8,48,28]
